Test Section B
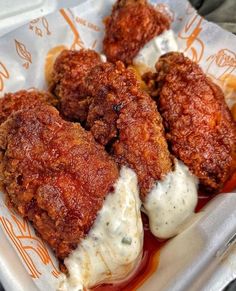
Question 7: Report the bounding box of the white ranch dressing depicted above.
[57,167,143,291]
[133,29,178,75]
[143,160,198,239]
[100,54,107,62]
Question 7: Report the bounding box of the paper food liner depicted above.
[0,0,235,290]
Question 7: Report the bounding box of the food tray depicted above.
[0,0,236,290]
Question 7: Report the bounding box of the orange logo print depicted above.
[29,17,51,37]
[60,9,84,50]
[0,212,60,279]
[15,39,32,69]
[206,49,236,80]
[0,62,9,91]
[178,14,204,63]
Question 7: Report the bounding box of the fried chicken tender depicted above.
[0,104,119,261]
[50,49,102,122]
[0,90,57,124]
[103,0,171,65]
[143,52,236,192]
[85,61,172,197]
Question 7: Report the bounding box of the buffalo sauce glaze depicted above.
[93,172,236,291]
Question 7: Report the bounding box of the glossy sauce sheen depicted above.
[93,174,236,291]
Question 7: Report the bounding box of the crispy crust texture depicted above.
[50,49,172,197]
[103,0,171,65]
[143,52,236,192]
[85,61,172,197]
[50,49,102,122]
[0,104,119,260]
[0,90,57,124]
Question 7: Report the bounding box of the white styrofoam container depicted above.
[0,0,85,37]
[140,192,236,291]
[0,0,236,291]
[1,193,236,291]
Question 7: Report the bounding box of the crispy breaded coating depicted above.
[86,61,140,145]
[50,49,172,197]
[144,52,236,192]
[0,104,119,260]
[85,61,172,197]
[0,90,57,124]
[103,0,171,65]
[50,49,102,122]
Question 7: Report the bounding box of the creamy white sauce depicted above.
[100,53,107,62]
[57,167,143,291]
[133,30,178,75]
[143,160,198,239]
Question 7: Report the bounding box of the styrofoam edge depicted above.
[0,0,86,38]
[139,192,236,291]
